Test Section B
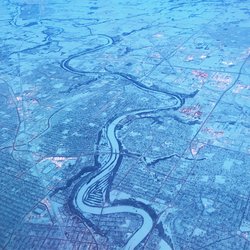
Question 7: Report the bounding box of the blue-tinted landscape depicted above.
[0,0,250,249]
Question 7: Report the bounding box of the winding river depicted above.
[73,108,180,250]
[61,34,197,249]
